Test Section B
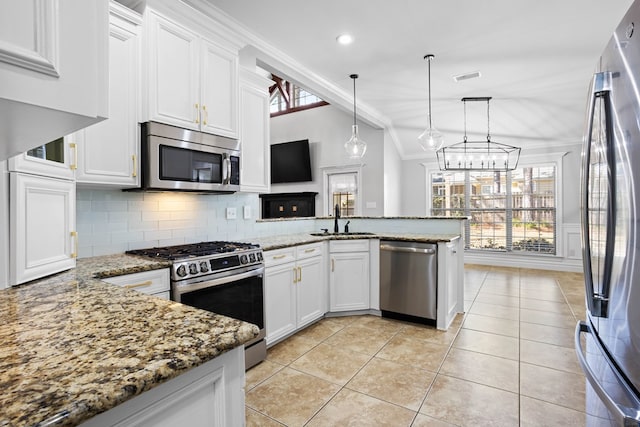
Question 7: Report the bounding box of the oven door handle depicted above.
[174,266,264,298]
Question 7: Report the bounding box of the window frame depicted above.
[322,165,362,217]
[423,151,567,257]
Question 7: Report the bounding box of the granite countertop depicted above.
[0,254,259,427]
[250,232,460,251]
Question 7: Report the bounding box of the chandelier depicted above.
[436,97,520,171]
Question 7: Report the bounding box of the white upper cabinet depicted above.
[144,10,238,138]
[76,3,142,188]
[8,136,76,180]
[0,0,109,161]
[239,68,271,193]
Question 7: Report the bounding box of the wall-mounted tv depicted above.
[270,139,312,184]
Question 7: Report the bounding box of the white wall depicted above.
[269,104,386,216]
[383,129,402,216]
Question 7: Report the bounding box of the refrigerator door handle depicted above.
[575,321,640,425]
[581,71,615,317]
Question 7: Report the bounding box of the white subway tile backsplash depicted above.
[143,230,173,241]
[91,200,128,212]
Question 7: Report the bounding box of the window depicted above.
[431,165,557,254]
[328,172,357,217]
[269,74,328,116]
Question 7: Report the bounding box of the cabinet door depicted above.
[76,5,141,187]
[0,0,109,160]
[200,39,238,138]
[296,255,325,328]
[10,173,76,285]
[329,252,370,312]
[265,262,297,345]
[147,11,199,130]
[8,136,75,180]
[102,269,170,297]
[239,70,270,193]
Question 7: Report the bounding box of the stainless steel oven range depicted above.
[126,241,265,370]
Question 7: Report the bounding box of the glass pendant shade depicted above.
[418,124,444,151]
[345,124,367,158]
[418,54,443,151]
[345,74,366,159]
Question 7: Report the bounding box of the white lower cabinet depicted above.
[80,345,245,427]
[329,240,370,312]
[9,173,76,285]
[264,242,325,345]
[103,269,170,300]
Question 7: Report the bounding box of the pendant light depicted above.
[344,74,367,159]
[418,54,444,151]
[436,97,521,171]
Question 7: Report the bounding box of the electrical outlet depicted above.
[226,207,237,219]
[243,205,251,219]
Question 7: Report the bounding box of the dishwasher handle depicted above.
[380,244,436,255]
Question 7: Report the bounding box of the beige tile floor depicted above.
[245,265,607,426]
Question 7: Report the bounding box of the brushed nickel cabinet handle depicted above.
[331,258,335,272]
[125,280,153,290]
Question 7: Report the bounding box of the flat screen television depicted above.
[270,139,312,184]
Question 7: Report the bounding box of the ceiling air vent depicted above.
[453,71,481,82]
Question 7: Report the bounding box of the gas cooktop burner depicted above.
[126,241,264,282]
[127,241,260,260]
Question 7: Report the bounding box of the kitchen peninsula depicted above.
[0,255,258,427]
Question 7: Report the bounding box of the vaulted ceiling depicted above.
[207,0,633,159]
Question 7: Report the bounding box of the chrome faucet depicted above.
[334,204,340,233]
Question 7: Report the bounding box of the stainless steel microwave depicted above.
[138,122,240,193]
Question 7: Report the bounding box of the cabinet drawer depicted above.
[329,239,370,253]
[103,269,170,296]
[296,242,323,260]
[264,247,296,267]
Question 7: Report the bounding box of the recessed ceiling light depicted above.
[336,34,353,45]
[453,71,481,82]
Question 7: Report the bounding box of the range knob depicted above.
[249,253,256,263]
[176,265,187,277]
[257,252,263,261]
[240,254,248,264]
[189,263,199,275]
[199,261,209,273]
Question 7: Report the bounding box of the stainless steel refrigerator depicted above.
[577,1,640,425]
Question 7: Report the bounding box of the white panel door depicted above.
[10,173,75,285]
[148,11,199,130]
[329,252,370,312]
[264,262,297,345]
[76,4,141,187]
[239,70,270,193]
[296,255,325,328]
[200,39,238,138]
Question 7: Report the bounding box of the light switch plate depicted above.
[226,207,237,219]
[243,205,251,219]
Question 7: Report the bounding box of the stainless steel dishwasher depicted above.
[379,240,437,325]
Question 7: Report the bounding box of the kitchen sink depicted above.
[309,232,376,236]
